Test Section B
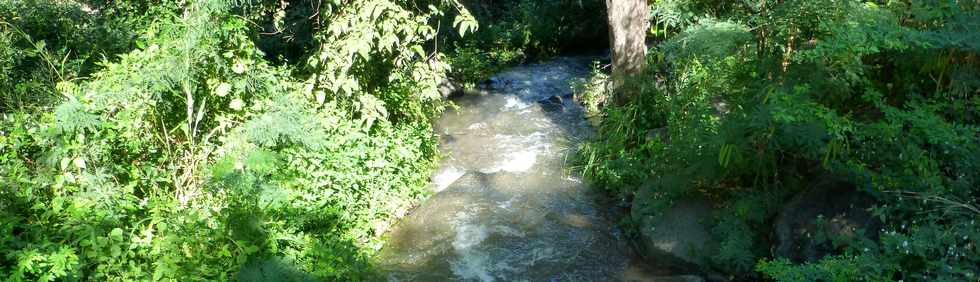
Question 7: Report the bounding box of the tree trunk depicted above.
[606,0,649,104]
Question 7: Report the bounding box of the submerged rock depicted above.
[538,95,566,112]
[481,76,505,89]
[545,94,564,104]
[773,177,880,262]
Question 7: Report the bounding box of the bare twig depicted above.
[887,190,980,216]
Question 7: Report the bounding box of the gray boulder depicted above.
[632,191,717,270]
[437,78,462,99]
[773,177,880,262]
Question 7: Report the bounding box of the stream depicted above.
[377,57,665,281]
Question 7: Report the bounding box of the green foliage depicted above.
[579,0,980,280]
[661,19,753,63]
[492,0,608,56]
[442,0,608,86]
[572,62,613,117]
[448,43,525,88]
[759,214,980,281]
[756,256,885,282]
[0,0,135,111]
[1,0,467,280]
[710,193,774,275]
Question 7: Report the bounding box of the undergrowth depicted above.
[441,0,608,87]
[1,0,475,280]
[578,0,979,280]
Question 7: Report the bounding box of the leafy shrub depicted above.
[1,0,472,280]
[448,43,525,88]
[442,0,608,86]
[0,0,147,111]
[571,62,613,118]
[579,0,980,280]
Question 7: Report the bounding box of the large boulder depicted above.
[773,177,880,262]
[632,191,718,270]
[437,78,462,99]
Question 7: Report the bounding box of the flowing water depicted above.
[377,57,665,281]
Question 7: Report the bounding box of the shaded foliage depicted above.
[579,0,979,280]
[443,0,609,86]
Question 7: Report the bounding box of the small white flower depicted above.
[903,241,908,247]
[232,61,247,74]
[215,82,232,97]
[229,98,244,111]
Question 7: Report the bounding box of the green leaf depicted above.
[60,157,70,170]
[109,228,124,241]
[411,45,426,58]
[453,14,478,37]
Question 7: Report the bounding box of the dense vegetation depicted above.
[1,0,478,279]
[579,0,979,280]
[443,0,608,87]
[3,0,977,280]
